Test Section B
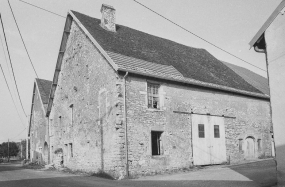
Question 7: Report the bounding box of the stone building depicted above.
[44,4,272,178]
[249,1,285,185]
[28,78,52,164]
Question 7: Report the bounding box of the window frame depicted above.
[214,125,220,138]
[151,131,163,156]
[198,124,205,138]
[69,143,73,158]
[147,83,160,109]
[257,139,261,151]
[238,139,243,152]
[69,104,74,127]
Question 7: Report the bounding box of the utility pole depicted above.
[8,139,9,162]
[20,139,22,159]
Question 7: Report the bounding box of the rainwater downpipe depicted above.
[123,72,129,178]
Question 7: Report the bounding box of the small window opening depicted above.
[59,116,62,127]
[64,144,68,160]
[257,139,261,151]
[198,124,205,138]
[214,125,220,138]
[147,83,160,109]
[69,104,74,127]
[69,143,73,158]
[239,139,243,152]
[151,131,163,155]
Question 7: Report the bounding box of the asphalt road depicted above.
[0,159,277,187]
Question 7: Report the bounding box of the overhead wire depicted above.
[0,63,26,128]
[0,31,26,127]
[133,0,267,72]
[8,0,39,80]
[0,26,14,92]
[19,0,65,18]
[11,127,26,140]
[19,0,267,72]
[0,13,27,117]
[8,0,54,96]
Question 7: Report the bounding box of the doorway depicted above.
[43,142,49,164]
[192,114,227,165]
[245,137,255,159]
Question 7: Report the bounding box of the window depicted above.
[59,116,62,127]
[69,143,73,158]
[64,144,68,159]
[239,139,243,152]
[257,139,261,151]
[147,83,160,109]
[151,131,163,155]
[214,125,220,138]
[69,104,74,127]
[198,124,205,138]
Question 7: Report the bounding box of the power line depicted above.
[8,0,39,79]
[9,0,54,96]
[0,36,26,127]
[0,29,13,88]
[19,0,65,18]
[11,127,26,140]
[0,13,27,117]
[0,64,26,127]
[18,0,266,72]
[133,0,266,72]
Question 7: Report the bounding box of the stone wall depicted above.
[49,20,126,178]
[30,83,49,164]
[48,17,271,179]
[125,75,271,177]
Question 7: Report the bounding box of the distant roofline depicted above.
[249,1,285,47]
[28,78,51,136]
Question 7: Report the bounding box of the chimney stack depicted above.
[100,4,116,32]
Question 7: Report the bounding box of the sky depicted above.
[0,0,282,143]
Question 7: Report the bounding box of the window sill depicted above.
[146,108,164,112]
[151,155,166,159]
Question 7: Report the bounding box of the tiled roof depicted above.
[107,51,183,78]
[71,11,266,95]
[35,78,52,104]
[221,62,269,95]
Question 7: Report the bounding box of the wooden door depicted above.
[245,137,255,159]
[192,115,211,165]
[209,116,227,164]
[192,115,226,165]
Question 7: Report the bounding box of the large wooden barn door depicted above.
[209,116,227,164]
[192,115,226,165]
[192,115,211,165]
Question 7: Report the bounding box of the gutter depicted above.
[254,45,266,53]
[123,72,129,178]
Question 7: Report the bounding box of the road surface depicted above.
[0,159,277,187]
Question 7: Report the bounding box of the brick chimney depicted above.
[100,4,116,32]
